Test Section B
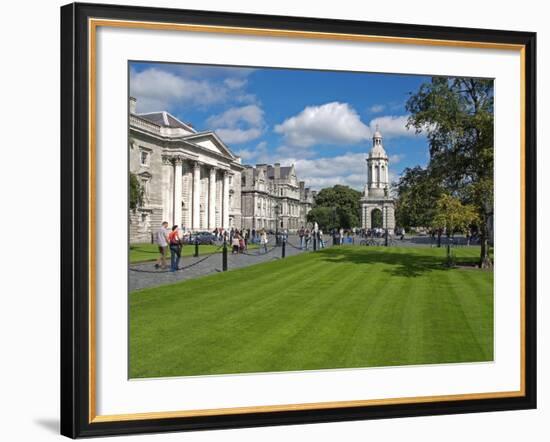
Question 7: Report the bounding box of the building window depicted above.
[140,150,149,167]
[140,178,149,199]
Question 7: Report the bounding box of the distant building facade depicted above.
[360,128,396,232]
[240,164,314,232]
[129,97,244,243]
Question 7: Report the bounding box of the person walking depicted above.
[231,234,240,254]
[168,225,182,272]
[319,229,324,249]
[154,221,169,269]
[298,226,305,249]
[304,229,311,250]
[260,229,269,253]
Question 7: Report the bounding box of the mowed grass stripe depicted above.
[130,254,331,377]
[450,269,494,360]
[246,259,373,372]
[129,246,494,378]
[339,247,422,368]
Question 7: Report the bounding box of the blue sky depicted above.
[130,61,432,190]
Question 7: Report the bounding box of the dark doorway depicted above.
[371,208,383,228]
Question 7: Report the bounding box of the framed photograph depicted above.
[60,2,537,438]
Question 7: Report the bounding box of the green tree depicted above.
[433,194,479,236]
[306,207,336,231]
[394,166,443,230]
[311,185,362,229]
[432,194,479,264]
[129,172,144,211]
[406,77,494,268]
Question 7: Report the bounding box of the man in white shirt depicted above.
[155,221,169,269]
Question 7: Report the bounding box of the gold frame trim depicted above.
[88,18,527,424]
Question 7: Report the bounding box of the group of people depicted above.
[154,222,183,272]
[297,225,325,250]
[230,228,270,254]
[154,222,277,271]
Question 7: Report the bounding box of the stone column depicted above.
[173,156,183,227]
[223,171,230,229]
[366,207,371,229]
[192,161,201,231]
[161,155,174,224]
[208,167,217,229]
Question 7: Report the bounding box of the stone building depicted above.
[129,97,244,243]
[240,163,314,232]
[360,128,396,232]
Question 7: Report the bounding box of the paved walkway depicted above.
[129,236,321,291]
[129,234,478,291]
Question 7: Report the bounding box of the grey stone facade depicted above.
[240,163,314,232]
[360,128,396,232]
[128,97,313,242]
[129,97,244,243]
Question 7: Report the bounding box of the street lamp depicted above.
[274,203,280,245]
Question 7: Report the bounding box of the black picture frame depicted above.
[60,2,537,438]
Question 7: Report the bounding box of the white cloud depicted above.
[208,105,266,144]
[207,105,264,128]
[368,104,386,113]
[224,77,248,89]
[272,152,367,191]
[276,151,403,191]
[130,68,229,112]
[236,145,403,191]
[236,142,314,165]
[369,115,416,138]
[235,141,271,163]
[274,102,372,148]
[130,66,257,113]
[389,154,404,164]
[214,127,264,144]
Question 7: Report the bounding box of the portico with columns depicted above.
[360,127,396,232]
[129,97,243,242]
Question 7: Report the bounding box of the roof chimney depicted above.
[274,163,281,179]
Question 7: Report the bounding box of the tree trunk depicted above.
[445,233,452,266]
[479,216,493,269]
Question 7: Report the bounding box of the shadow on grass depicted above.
[318,247,481,278]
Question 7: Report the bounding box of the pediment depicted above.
[182,132,236,160]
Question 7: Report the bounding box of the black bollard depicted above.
[385,229,388,247]
[222,238,228,271]
[282,239,286,258]
[194,238,199,257]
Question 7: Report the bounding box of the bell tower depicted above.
[365,125,389,198]
[361,126,395,232]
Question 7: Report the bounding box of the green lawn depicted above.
[130,242,259,263]
[129,246,493,378]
